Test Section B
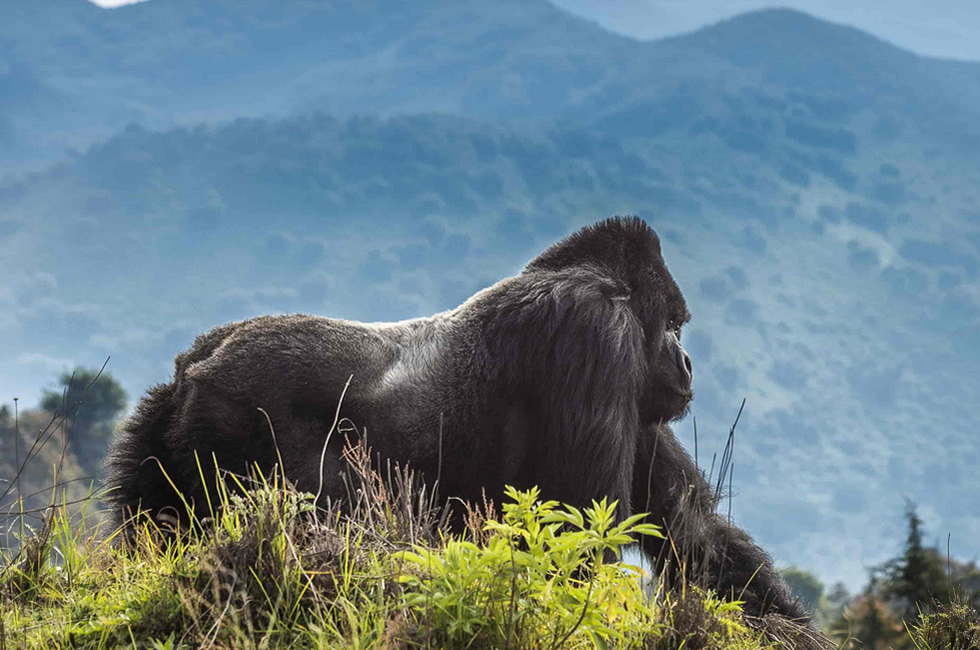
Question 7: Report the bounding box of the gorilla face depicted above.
[641,326,693,425]
[631,247,693,426]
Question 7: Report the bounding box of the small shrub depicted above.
[396,484,665,648]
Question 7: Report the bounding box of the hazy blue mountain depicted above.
[0,0,631,168]
[590,9,980,157]
[2,0,979,591]
[2,1,979,170]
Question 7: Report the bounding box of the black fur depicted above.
[104,216,806,620]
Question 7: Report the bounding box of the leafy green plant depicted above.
[396,485,664,648]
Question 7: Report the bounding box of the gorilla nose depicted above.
[677,346,693,388]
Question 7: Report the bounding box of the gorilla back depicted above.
[105,216,807,620]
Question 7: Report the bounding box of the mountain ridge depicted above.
[2,0,979,172]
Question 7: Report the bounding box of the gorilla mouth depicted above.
[663,387,694,407]
[641,388,693,425]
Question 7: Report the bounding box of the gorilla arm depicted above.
[631,423,809,621]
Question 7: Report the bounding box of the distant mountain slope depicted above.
[649,10,980,149]
[2,1,979,170]
[0,0,633,167]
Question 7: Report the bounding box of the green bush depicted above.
[397,485,663,648]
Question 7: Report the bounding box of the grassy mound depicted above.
[2,442,826,649]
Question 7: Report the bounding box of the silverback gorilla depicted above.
[104,217,806,620]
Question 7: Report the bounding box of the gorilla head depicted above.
[527,219,693,426]
[105,216,806,622]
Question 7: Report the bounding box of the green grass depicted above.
[906,603,980,650]
[2,442,826,649]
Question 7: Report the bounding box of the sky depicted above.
[90,0,980,61]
